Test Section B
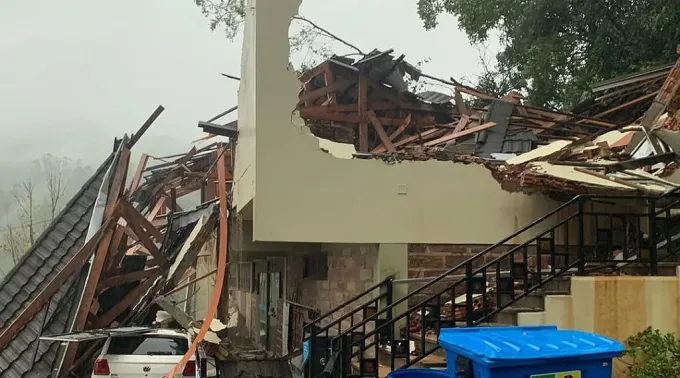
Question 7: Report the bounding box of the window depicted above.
[107,336,189,356]
[228,263,239,289]
[238,262,253,291]
[303,252,328,280]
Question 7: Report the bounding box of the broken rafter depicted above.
[298,110,414,126]
[128,154,149,196]
[59,146,131,377]
[424,122,497,147]
[324,63,337,104]
[98,267,162,291]
[298,78,355,106]
[367,110,395,152]
[121,200,165,264]
[128,105,165,149]
[121,199,165,242]
[454,89,471,117]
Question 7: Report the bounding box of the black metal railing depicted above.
[304,275,393,378]
[307,192,680,377]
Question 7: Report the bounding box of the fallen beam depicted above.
[98,267,162,291]
[424,122,496,147]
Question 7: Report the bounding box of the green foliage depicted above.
[624,327,680,378]
[416,0,680,109]
[194,0,245,40]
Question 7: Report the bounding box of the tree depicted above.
[0,154,82,265]
[40,154,70,221]
[416,0,680,108]
[193,0,366,71]
[12,177,40,246]
[0,191,27,265]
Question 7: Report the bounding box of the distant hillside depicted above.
[0,133,196,275]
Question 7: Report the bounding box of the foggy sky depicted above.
[0,0,499,163]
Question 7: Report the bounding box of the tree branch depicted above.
[291,15,365,56]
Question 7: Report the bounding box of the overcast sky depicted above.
[0,0,500,163]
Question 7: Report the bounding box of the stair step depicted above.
[409,322,509,344]
[502,307,543,313]
[417,354,447,368]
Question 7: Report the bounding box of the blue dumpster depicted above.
[438,325,624,378]
[387,369,451,378]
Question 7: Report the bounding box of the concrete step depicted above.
[494,307,544,325]
[374,345,447,370]
[498,289,570,308]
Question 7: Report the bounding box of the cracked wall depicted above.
[238,0,562,244]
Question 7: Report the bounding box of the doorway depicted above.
[253,257,286,352]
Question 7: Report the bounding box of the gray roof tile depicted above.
[0,153,114,378]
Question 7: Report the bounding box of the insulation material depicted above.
[507,140,572,165]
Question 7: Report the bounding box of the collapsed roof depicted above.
[296,48,680,196]
[0,107,234,377]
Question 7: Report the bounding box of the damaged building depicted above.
[4,1,680,377]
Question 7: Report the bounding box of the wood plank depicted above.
[121,201,164,263]
[298,61,328,82]
[105,224,128,273]
[453,114,470,133]
[388,114,411,141]
[358,75,369,153]
[98,267,161,291]
[373,129,441,154]
[59,148,131,376]
[324,63,337,104]
[298,78,354,106]
[367,110,395,152]
[424,122,496,147]
[592,91,658,119]
[297,109,408,126]
[128,105,165,149]
[122,199,165,242]
[454,89,470,116]
[128,154,149,195]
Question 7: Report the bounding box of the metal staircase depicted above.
[303,191,680,378]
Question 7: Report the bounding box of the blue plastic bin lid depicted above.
[438,326,624,368]
[387,369,451,378]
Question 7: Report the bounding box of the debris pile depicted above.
[0,105,235,377]
[296,49,614,159]
[297,47,680,197]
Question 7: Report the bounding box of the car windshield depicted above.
[107,335,189,356]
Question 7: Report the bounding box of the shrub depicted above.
[624,327,680,378]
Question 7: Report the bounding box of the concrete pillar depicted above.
[376,243,408,337]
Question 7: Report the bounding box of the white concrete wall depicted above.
[239,0,562,245]
[232,1,258,212]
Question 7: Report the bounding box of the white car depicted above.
[91,329,202,378]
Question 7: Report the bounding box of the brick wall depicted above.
[408,244,512,305]
[301,244,377,318]
[273,244,378,356]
